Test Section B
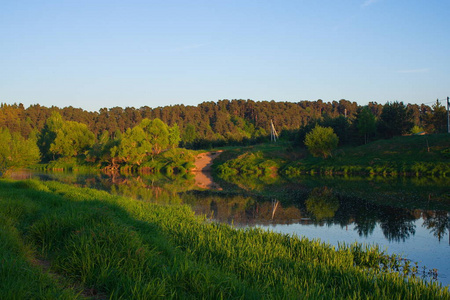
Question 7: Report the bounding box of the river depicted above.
[10,170,450,288]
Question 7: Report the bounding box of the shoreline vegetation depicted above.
[214,134,450,178]
[25,133,450,179]
[1,100,449,179]
[1,179,449,299]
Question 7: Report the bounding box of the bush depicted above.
[304,125,339,158]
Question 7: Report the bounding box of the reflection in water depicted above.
[194,171,222,190]
[182,189,448,245]
[305,187,339,221]
[378,208,416,242]
[12,170,450,245]
[10,170,450,286]
[423,211,450,243]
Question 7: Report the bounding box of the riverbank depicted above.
[0,179,448,299]
[31,148,197,176]
[214,134,450,177]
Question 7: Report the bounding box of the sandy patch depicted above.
[192,150,223,190]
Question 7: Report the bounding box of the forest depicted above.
[0,98,448,174]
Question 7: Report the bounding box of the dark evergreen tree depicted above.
[377,101,413,138]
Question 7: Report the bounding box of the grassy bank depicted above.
[214,134,450,177]
[0,179,449,299]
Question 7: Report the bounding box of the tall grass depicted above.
[0,187,80,299]
[0,179,449,299]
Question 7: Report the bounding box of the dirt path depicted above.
[192,151,223,190]
[192,150,223,172]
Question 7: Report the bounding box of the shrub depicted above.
[304,125,339,158]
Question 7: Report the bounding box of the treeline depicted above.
[0,98,448,172]
[0,111,191,174]
[1,99,448,148]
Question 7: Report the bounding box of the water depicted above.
[11,170,450,288]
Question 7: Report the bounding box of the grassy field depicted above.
[214,134,450,177]
[1,179,449,299]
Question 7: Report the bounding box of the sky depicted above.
[1,0,449,112]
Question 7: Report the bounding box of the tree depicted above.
[117,126,149,165]
[424,99,447,133]
[140,118,170,155]
[38,112,95,160]
[115,118,172,166]
[356,107,376,144]
[378,102,413,138]
[168,123,181,149]
[182,123,197,147]
[50,120,95,158]
[304,125,339,158]
[38,112,64,161]
[321,115,351,145]
[0,127,40,175]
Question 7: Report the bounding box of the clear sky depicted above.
[1,0,449,111]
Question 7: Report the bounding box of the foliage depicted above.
[0,179,448,299]
[181,123,197,147]
[50,120,95,157]
[378,101,414,138]
[304,125,339,158]
[356,106,377,144]
[424,100,448,133]
[113,118,181,167]
[0,127,40,175]
[217,151,279,177]
[285,134,450,177]
[140,148,195,174]
[0,99,445,150]
[38,112,95,161]
[212,134,450,178]
[410,125,425,134]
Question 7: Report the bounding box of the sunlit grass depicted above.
[214,134,450,177]
[0,179,449,299]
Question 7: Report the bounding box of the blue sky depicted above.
[1,0,449,111]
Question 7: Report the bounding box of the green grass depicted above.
[286,134,450,176]
[214,134,450,178]
[0,179,449,299]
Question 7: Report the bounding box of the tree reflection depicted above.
[354,215,377,237]
[378,208,416,242]
[305,187,340,221]
[423,211,450,244]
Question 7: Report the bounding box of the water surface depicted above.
[13,170,450,287]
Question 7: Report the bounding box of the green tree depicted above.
[50,120,95,158]
[424,99,447,133]
[0,127,40,175]
[117,126,149,165]
[168,123,181,149]
[378,102,413,138]
[116,118,172,166]
[38,112,95,160]
[140,118,170,155]
[356,107,376,144]
[38,112,64,161]
[182,123,197,147]
[304,125,339,158]
[87,130,115,165]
